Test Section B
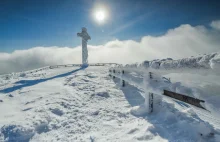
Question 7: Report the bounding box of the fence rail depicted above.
[109,67,206,113]
[0,63,120,77]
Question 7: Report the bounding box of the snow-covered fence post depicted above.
[120,70,125,87]
[149,72,153,79]
[149,93,154,113]
[109,69,112,77]
[142,72,155,113]
[143,92,154,113]
[148,72,154,112]
[143,72,162,113]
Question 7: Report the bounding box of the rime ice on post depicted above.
[77,27,91,66]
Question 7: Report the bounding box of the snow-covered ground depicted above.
[0,66,220,142]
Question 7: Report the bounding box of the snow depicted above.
[0,66,220,141]
[210,53,220,70]
[123,52,220,75]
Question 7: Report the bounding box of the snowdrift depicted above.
[123,52,220,75]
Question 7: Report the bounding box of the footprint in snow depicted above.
[50,108,64,116]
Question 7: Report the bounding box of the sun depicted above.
[95,10,105,22]
[92,4,109,24]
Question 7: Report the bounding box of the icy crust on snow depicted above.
[122,52,220,74]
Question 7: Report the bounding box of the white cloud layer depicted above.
[1,20,220,74]
[210,20,220,30]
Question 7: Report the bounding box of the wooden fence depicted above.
[109,68,206,113]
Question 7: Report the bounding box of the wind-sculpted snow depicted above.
[210,53,220,70]
[0,66,220,141]
[122,52,220,75]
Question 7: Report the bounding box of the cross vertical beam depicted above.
[77,27,91,66]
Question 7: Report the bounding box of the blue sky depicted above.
[1,0,220,53]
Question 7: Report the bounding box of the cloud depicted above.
[0,20,220,74]
[210,20,220,30]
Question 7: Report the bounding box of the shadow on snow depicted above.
[113,78,145,107]
[0,67,86,93]
[112,78,216,142]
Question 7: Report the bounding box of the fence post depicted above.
[143,93,154,113]
[109,69,112,77]
[149,72,153,79]
[120,70,125,87]
[149,93,153,113]
[142,72,155,113]
[144,72,162,113]
[113,69,115,79]
[148,72,153,112]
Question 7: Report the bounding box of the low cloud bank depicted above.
[210,20,220,30]
[1,20,220,74]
